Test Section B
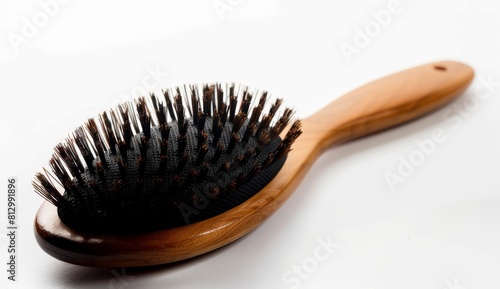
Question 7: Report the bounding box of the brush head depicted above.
[33,83,302,233]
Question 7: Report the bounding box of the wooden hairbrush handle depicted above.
[306,61,474,150]
[35,60,474,267]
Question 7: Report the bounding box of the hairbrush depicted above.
[33,61,473,267]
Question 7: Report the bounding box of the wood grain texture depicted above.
[35,60,474,267]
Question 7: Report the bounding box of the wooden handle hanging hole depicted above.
[433,65,447,71]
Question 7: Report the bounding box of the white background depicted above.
[1,0,500,288]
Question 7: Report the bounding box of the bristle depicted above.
[269,108,294,141]
[228,86,237,122]
[73,127,95,172]
[216,84,224,112]
[197,113,207,144]
[258,130,271,147]
[163,89,176,121]
[150,93,160,117]
[33,83,303,233]
[190,86,200,125]
[249,101,264,125]
[177,133,187,157]
[227,132,240,154]
[197,131,208,153]
[86,118,108,168]
[232,111,247,134]
[212,123,224,147]
[274,120,302,159]
[151,93,167,127]
[196,143,209,164]
[202,85,213,117]
[158,138,169,173]
[33,171,63,206]
[136,97,151,140]
[99,112,117,155]
[65,137,85,173]
[257,98,282,136]
[127,102,141,136]
[242,122,257,142]
[55,142,83,184]
[211,111,219,135]
[117,104,133,149]
[174,93,185,129]
[239,88,252,115]
[96,161,106,181]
